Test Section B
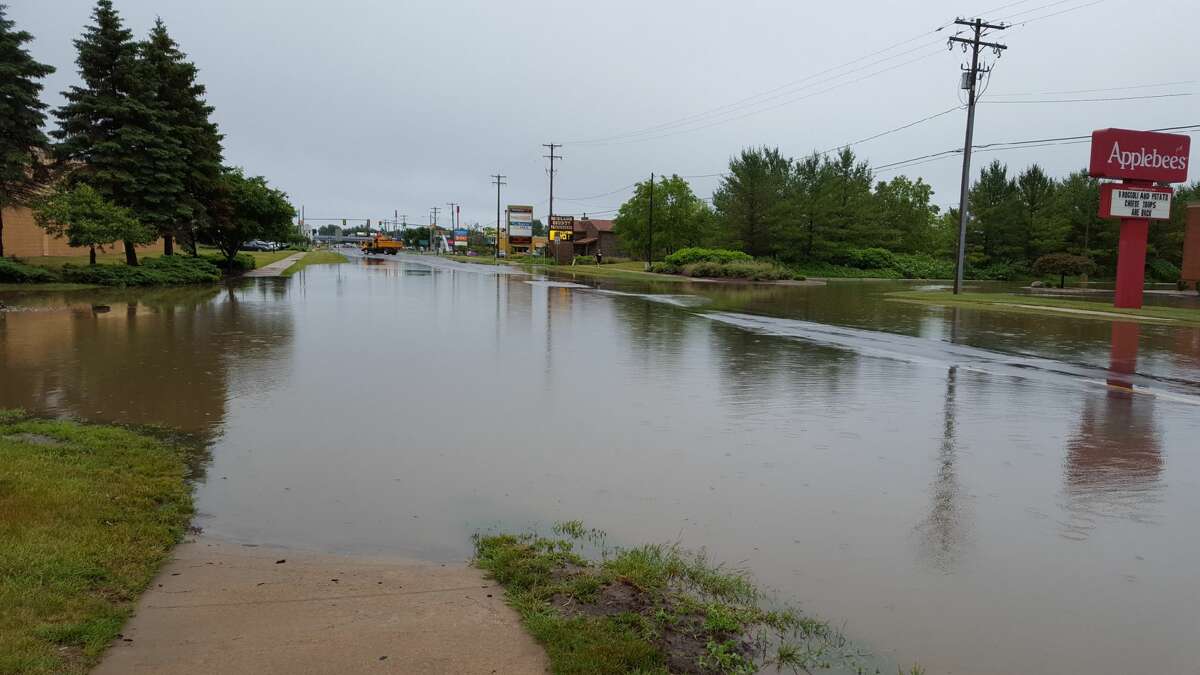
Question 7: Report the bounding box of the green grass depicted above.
[194,246,295,268]
[0,410,196,675]
[890,291,1200,325]
[540,261,692,283]
[281,249,348,277]
[474,524,876,674]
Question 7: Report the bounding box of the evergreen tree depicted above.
[712,147,791,258]
[968,160,1021,264]
[0,4,55,258]
[141,18,223,255]
[52,0,181,265]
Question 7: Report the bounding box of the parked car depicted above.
[241,240,270,251]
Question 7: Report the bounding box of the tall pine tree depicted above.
[142,18,222,255]
[0,4,55,258]
[53,0,184,265]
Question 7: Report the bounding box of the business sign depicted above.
[453,228,468,248]
[549,215,574,231]
[1100,184,1173,220]
[1089,128,1191,183]
[549,229,572,242]
[508,205,533,242]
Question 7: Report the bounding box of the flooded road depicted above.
[3,253,1199,674]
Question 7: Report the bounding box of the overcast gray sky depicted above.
[12,0,1199,229]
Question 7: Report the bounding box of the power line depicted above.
[986,92,1194,104]
[988,79,1196,97]
[820,105,965,155]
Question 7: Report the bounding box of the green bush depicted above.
[680,260,794,281]
[1147,258,1180,283]
[664,247,753,267]
[847,247,896,270]
[62,255,222,286]
[203,253,257,272]
[649,261,678,274]
[0,258,57,283]
[788,261,902,279]
[890,254,954,279]
[967,261,1029,281]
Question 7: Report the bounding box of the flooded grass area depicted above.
[2,253,1199,673]
[475,524,890,674]
[0,410,196,675]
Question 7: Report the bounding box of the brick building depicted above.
[2,205,160,258]
[571,218,623,258]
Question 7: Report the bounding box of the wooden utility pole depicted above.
[543,143,561,257]
[491,173,507,262]
[949,18,1007,294]
[646,173,655,268]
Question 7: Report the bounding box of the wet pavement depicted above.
[3,252,1198,674]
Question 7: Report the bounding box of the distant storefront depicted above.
[571,218,622,258]
[2,205,161,257]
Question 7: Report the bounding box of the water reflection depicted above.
[916,366,972,572]
[0,283,295,437]
[1061,322,1163,539]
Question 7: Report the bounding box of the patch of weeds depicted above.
[474,527,875,674]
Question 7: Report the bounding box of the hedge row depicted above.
[61,256,222,286]
[0,259,57,283]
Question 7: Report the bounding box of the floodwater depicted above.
[2,253,1199,674]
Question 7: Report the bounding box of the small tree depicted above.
[33,184,148,265]
[204,167,295,264]
[1032,253,1095,288]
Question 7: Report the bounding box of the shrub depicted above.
[664,247,753,267]
[847,247,896,270]
[680,260,794,281]
[0,258,57,283]
[890,254,955,279]
[61,256,222,286]
[203,253,257,272]
[1147,258,1180,283]
[1031,253,1094,287]
[969,260,1029,281]
[649,261,678,274]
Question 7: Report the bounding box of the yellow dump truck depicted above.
[361,234,404,255]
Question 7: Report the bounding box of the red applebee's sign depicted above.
[1089,128,1190,183]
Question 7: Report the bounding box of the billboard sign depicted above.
[508,205,533,242]
[453,228,468,248]
[1089,128,1191,183]
[1100,184,1173,220]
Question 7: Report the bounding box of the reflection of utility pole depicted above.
[543,143,561,256]
[491,173,506,263]
[949,17,1007,295]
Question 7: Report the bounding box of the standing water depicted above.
[2,253,1198,674]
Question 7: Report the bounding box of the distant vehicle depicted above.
[467,250,478,257]
[241,240,271,251]
[360,234,404,255]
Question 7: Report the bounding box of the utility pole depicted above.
[492,173,507,262]
[543,143,562,257]
[431,207,440,253]
[949,17,1007,295]
[447,202,459,253]
[646,173,655,269]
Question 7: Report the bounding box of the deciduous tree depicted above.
[33,183,148,265]
[206,167,295,263]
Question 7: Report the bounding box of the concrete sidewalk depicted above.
[243,252,305,277]
[95,536,547,675]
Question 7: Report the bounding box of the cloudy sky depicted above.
[12,0,1199,229]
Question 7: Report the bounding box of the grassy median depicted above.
[889,290,1200,326]
[0,410,196,675]
[281,249,348,276]
[474,522,904,674]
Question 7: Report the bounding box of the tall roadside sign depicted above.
[507,205,534,251]
[1088,128,1191,308]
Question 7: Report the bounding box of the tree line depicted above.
[0,1,294,266]
[615,147,1198,280]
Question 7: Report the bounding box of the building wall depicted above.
[2,205,161,258]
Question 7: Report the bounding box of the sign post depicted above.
[1088,128,1190,309]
